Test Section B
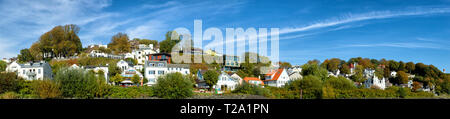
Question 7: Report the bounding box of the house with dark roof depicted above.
[6,61,52,80]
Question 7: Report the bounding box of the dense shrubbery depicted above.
[31,79,62,99]
[232,82,271,97]
[153,73,193,99]
[55,68,111,99]
[0,72,25,94]
[108,86,153,98]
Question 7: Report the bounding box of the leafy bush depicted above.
[0,72,24,94]
[54,68,110,98]
[287,75,323,90]
[233,82,271,97]
[108,86,153,98]
[153,73,193,99]
[324,76,355,90]
[31,79,62,99]
[0,92,21,99]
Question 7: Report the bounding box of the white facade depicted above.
[363,69,386,89]
[6,61,53,80]
[264,69,291,87]
[230,73,243,85]
[117,60,130,71]
[144,61,190,86]
[214,72,239,91]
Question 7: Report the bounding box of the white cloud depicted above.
[0,0,114,58]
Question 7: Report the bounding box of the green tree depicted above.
[288,75,323,90]
[137,38,158,47]
[396,71,409,84]
[108,32,131,54]
[0,60,7,71]
[327,58,341,73]
[279,61,292,69]
[301,63,328,80]
[325,76,355,90]
[0,72,24,94]
[131,74,141,86]
[54,68,107,98]
[153,73,193,99]
[405,62,415,73]
[159,31,181,53]
[350,65,367,83]
[18,49,34,63]
[110,73,124,85]
[339,63,351,74]
[204,70,219,91]
[37,24,82,58]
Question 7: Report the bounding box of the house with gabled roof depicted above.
[214,72,240,91]
[263,68,292,87]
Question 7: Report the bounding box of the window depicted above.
[158,70,164,75]
[149,70,155,74]
[158,63,164,67]
[38,69,41,74]
[23,70,25,74]
[149,78,156,83]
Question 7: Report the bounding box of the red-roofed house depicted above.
[263,69,291,87]
[243,77,264,86]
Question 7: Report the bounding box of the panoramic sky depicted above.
[0,0,449,72]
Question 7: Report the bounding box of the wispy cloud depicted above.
[342,42,448,50]
[280,7,450,34]
[205,7,450,49]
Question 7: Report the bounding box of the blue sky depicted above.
[0,0,449,72]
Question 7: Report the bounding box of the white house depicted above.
[263,69,292,87]
[288,65,302,73]
[288,71,302,80]
[128,44,158,65]
[143,61,190,86]
[6,61,53,80]
[363,69,386,89]
[214,72,240,91]
[117,60,131,71]
[230,73,243,85]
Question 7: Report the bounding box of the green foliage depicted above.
[339,63,351,74]
[233,82,271,96]
[350,65,367,83]
[131,74,140,85]
[0,60,7,71]
[31,79,62,99]
[153,73,193,99]
[278,61,292,69]
[159,31,181,53]
[38,24,82,58]
[325,76,355,90]
[0,72,24,94]
[54,68,110,98]
[395,71,409,84]
[78,57,119,66]
[301,63,328,80]
[287,75,323,90]
[137,38,158,47]
[108,63,121,77]
[0,92,21,99]
[108,86,154,98]
[203,70,219,90]
[108,32,131,54]
[18,49,34,63]
[109,73,124,85]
